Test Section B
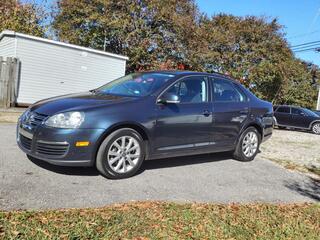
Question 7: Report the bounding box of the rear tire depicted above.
[96,128,145,179]
[311,122,320,135]
[233,126,261,162]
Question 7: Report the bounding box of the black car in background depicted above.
[273,105,320,134]
[17,71,273,179]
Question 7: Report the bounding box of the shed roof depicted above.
[0,30,128,61]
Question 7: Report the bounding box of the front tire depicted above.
[96,128,145,179]
[233,126,261,162]
[311,122,320,135]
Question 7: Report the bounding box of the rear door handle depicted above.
[202,110,211,117]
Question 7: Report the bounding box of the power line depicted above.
[293,47,320,53]
[291,40,320,48]
[292,43,320,50]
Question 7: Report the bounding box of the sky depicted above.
[196,0,320,66]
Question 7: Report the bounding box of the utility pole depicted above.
[316,48,320,110]
[317,87,320,110]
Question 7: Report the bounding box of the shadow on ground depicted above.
[285,177,320,201]
[141,152,233,171]
[27,152,235,177]
[27,155,100,176]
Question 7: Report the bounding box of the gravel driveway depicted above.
[260,129,320,172]
[0,124,318,210]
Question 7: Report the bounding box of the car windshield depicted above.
[303,108,319,117]
[96,73,176,97]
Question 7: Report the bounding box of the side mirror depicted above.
[300,112,305,116]
[157,92,180,104]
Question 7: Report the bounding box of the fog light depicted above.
[76,141,90,147]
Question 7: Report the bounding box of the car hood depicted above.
[30,92,135,116]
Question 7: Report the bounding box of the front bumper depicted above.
[17,121,105,166]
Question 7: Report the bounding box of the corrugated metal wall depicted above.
[0,36,15,57]
[15,37,126,104]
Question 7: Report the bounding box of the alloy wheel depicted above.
[107,136,141,173]
[312,123,320,134]
[242,131,258,158]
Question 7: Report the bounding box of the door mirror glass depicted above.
[158,92,180,104]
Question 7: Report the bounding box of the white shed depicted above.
[0,30,128,105]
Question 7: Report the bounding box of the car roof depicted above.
[139,70,237,81]
[274,105,303,108]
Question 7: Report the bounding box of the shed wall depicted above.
[15,36,126,104]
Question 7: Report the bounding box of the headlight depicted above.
[45,111,85,129]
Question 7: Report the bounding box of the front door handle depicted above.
[202,110,211,117]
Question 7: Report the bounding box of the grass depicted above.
[1,202,319,239]
[264,156,320,177]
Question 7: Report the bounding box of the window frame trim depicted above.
[276,106,291,114]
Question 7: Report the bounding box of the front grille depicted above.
[20,134,32,151]
[29,112,48,127]
[36,141,69,157]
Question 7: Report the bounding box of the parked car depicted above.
[273,105,320,134]
[17,71,273,179]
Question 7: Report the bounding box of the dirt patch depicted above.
[260,129,320,176]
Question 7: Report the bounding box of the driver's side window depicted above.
[167,76,208,103]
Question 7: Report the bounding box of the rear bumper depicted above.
[261,115,273,142]
[262,131,272,142]
[17,122,105,167]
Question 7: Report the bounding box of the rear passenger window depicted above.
[291,108,303,115]
[212,79,247,102]
[276,107,290,113]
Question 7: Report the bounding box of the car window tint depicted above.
[291,108,303,115]
[97,73,175,97]
[167,76,208,103]
[213,79,246,102]
[277,106,290,113]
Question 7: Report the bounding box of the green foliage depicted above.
[276,59,319,109]
[0,0,45,37]
[53,0,201,72]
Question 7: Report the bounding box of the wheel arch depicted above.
[272,116,278,126]
[241,121,263,139]
[92,122,151,163]
[309,120,320,130]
